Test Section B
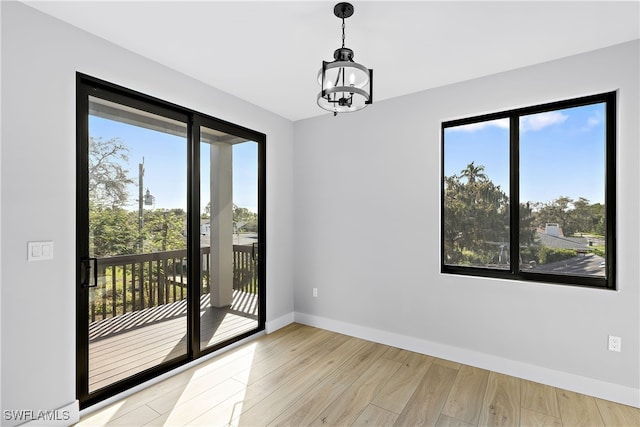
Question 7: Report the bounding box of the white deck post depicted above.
[209,142,234,307]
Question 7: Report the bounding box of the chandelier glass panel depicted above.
[317,2,373,115]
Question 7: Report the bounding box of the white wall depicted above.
[0,2,294,424]
[294,40,640,407]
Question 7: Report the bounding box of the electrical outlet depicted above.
[608,335,621,352]
[312,288,318,298]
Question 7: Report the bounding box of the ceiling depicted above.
[24,1,640,121]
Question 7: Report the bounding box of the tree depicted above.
[444,163,509,265]
[233,204,258,232]
[201,202,258,232]
[88,136,138,256]
[89,137,133,208]
[532,196,574,235]
[89,207,138,256]
[460,161,488,184]
[519,202,536,246]
[143,209,187,252]
[531,196,605,237]
[589,203,606,236]
[571,197,593,235]
[201,202,211,219]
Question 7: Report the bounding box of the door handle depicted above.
[81,257,98,288]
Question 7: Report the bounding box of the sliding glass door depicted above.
[77,74,265,408]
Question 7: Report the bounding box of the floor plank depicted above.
[352,404,400,426]
[267,369,359,426]
[235,334,360,425]
[521,379,561,419]
[556,388,605,426]
[241,335,381,425]
[228,332,352,425]
[180,389,247,427]
[393,363,458,426]
[433,358,462,370]
[435,414,476,427]
[478,372,521,426]
[441,365,490,425]
[103,405,160,426]
[309,356,403,426]
[371,350,434,414]
[595,397,640,426]
[520,408,563,427]
[146,378,246,426]
[232,328,334,387]
[82,347,249,424]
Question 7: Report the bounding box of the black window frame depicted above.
[441,91,616,290]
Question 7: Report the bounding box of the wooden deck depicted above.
[89,289,259,392]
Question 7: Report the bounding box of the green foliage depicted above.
[520,246,579,266]
[445,163,606,268]
[538,247,577,264]
[444,163,510,265]
[519,245,540,264]
[202,203,258,232]
[233,204,258,232]
[90,206,188,255]
[90,205,139,256]
[531,197,605,237]
[142,208,187,252]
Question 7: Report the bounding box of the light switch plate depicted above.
[28,241,54,261]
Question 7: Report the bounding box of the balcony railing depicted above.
[89,245,257,322]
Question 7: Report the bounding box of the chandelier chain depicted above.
[342,18,346,48]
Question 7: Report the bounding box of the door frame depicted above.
[76,73,266,409]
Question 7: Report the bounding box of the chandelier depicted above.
[317,2,373,116]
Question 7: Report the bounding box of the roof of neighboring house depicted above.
[535,231,590,251]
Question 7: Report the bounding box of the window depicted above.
[441,92,615,289]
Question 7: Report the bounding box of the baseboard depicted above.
[294,312,640,409]
[265,312,294,333]
[18,400,79,426]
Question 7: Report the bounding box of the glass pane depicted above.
[443,118,510,269]
[200,126,259,350]
[519,103,606,277]
[88,96,188,392]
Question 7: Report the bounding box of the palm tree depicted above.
[460,161,488,184]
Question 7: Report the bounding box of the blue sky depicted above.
[444,102,606,205]
[89,116,258,213]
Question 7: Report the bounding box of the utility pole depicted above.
[138,158,144,253]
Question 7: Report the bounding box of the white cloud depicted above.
[447,118,509,133]
[520,111,568,132]
[580,111,602,131]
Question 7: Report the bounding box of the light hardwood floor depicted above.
[77,323,640,427]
